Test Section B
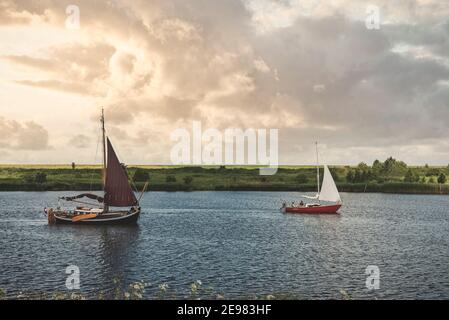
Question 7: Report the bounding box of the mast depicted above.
[101,108,108,212]
[315,141,320,203]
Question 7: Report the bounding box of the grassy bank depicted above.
[0,163,448,194]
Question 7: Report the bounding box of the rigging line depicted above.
[126,164,139,193]
[126,162,139,193]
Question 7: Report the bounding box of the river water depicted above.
[0,191,448,299]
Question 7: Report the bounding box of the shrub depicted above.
[35,172,47,184]
[346,170,354,183]
[183,176,193,185]
[133,169,149,182]
[425,168,440,177]
[23,174,35,184]
[404,169,419,183]
[296,174,308,184]
[438,173,447,184]
[166,175,177,183]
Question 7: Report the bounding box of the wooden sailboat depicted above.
[281,142,342,214]
[44,109,147,225]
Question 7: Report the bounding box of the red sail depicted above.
[104,138,138,207]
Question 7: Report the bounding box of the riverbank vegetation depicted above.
[0,279,353,300]
[0,157,448,194]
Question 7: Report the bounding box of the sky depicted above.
[0,0,449,165]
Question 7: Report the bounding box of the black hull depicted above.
[53,209,140,225]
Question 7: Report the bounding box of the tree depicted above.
[372,159,382,170]
[361,170,368,182]
[404,169,414,183]
[354,169,362,183]
[71,162,76,170]
[332,172,342,182]
[296,174,308,184]
[382,157,396,174]
[133,168,149,182]
[425,168,440,177]
[438,173,447,184]
[34,172,47,184]
[429,176,436,184]
[166,175,177,183]
[183,176,193,185]
[346,170,354,183]
[357,162,369,170]
[372,159,382,179]
[382,157,407,176]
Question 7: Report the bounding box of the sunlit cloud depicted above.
[0,0,448,165]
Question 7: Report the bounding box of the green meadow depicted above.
[0,157,449,194]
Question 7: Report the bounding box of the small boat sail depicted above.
[281,143,342,214]
[44,109,147,225]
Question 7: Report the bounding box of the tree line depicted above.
[345,157,447,184]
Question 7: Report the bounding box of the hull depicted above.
[48,208,140,225]
[282,204,341,214]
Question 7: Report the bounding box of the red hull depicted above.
[283,204,341,214]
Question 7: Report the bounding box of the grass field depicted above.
[0,163,448,194]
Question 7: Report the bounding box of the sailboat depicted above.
[44,109,147,225]
[281,143,342,214]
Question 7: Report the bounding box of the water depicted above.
[0,191,448,299]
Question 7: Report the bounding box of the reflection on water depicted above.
[50,224,141,296]
[0,191,449,299]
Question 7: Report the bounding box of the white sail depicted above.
[318,165,341,203]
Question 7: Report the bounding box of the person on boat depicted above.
[299,201,304,207]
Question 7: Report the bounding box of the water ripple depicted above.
[0,191,448,299]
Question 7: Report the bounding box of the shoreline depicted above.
[0,183,448,195]
[1,165,448,195]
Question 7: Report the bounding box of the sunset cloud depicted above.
[0,0,448,165]
[0,117,49,150]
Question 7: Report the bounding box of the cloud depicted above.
[14,80,91,95]
[0,0,449,164]
[68,134,91,149]
[0,117,50,150]
[3,42,116,95]
[0,1,36,25]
